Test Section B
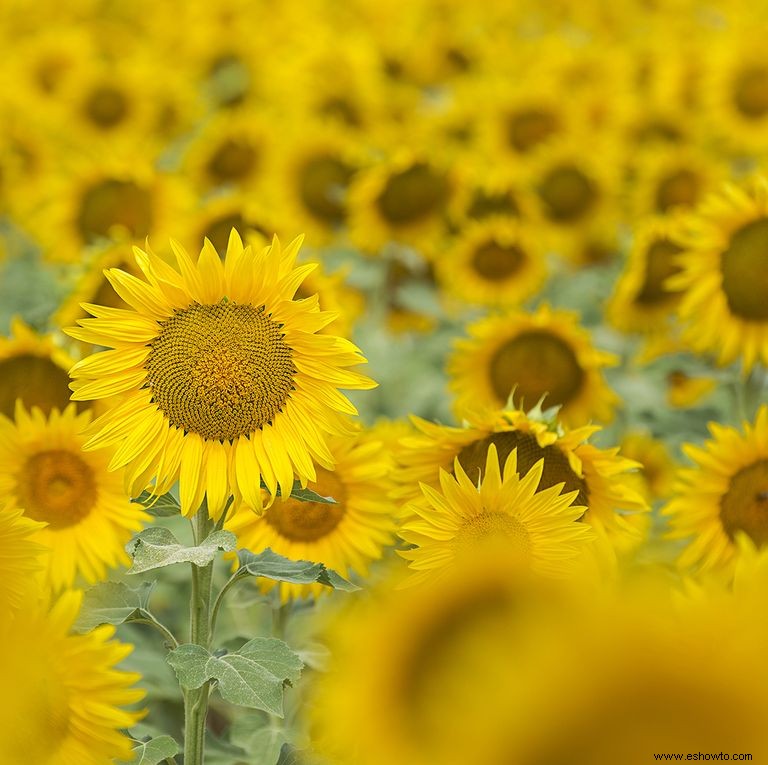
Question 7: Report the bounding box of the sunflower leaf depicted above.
[74,581,156,633]
[122,735,180,765]
[276,743,323,765]
[131,490,182,517]
[261,479,336,504]
[235,548,359,591]
[166,639,303,715]
[126,527,237,574]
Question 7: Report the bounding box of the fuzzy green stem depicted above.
[183,506,215,765]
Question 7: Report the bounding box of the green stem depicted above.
[129,615,179,649]
[183,506,215,765]
[209,570,243,641]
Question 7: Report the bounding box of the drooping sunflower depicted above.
[0,316,80,418]
[448,305,619,427]
[400,443,592,585]
[0,403,148,591]
[435,218,546,309]
[66,232,375,519]
[663,405,768,575]
[0,504,46,612]
[226,427,396,601]
[0,590,144,765]
[395,405,646,547]
[668,175,768,372]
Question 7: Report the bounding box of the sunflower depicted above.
[182,108,273,193]
[310,550,566,765]
[395,405,646,547]
[665,369,717,409]
[663,405,768,575]
[226,427,396,601]
[668,174,768,372]
[435,218,546,309]
[0,504,46,612]
[627,144,726,221]
[66,232,375,519]
[702,30,768,153]
[502,581,768,764]
[0,403,148,591]
[400,443,592,585]
[448,305,619,427]
[23,153,190,264]
[0,590,144,765]
[0,316,80,418]
[606,216,686,338]
[347,149,454,256]
[270,121,364,247]
[619,431,677,503]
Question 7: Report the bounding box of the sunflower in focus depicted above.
[435,219,546,309]
[668,175,768,372]
[0,590,144,765]
[0,403,148,590]
[663,405,768,575]
[0,316,80,418]
[396,405,646,547]
[67,232,375,519]
[448,305,619,427]
[400,443,592,585]
[0,505,46,612]
[226,428,396,601]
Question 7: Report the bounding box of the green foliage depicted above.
[132,491,183,517]
[122,736,180,765]
[126,527,237,574]
[74,581,155,633]
[166,638,303,716]
[234,548,359,590]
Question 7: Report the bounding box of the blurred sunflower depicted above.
[0,316,80,418]
[627,144,725,220]
[311,551,564,765]
[663,405,768,575]
[400,443,591,585]
[226,428,396,601]
[348,149,454,255]
[619,431,677,504]
[0,403,148,590]
[271,121,363,246]
[606,216,685,339]
[67,232,375,519]
[183,108,273,193]
[668,175,768,372]
[396,405,646,546]
[435,218,546,309]
[448,305,619,427]
[703,31,768,153]
[665,369,717,409]
[0,504,46,612]
[0,590,144,765]
[25,154,189,263]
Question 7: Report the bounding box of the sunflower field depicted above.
[3,0,768,763]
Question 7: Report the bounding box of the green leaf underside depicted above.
[126,527,237,574]
[166,639,303,715]
[277,743,322,765]
[74,581,155,633]
[122,736,179,765]
[236,548,359,591]
[132,490,182,517]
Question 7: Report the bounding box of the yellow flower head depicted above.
[67,231,375,519]
[0,590,144,765]
[400,443,593,584]
[0,403,148,591]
